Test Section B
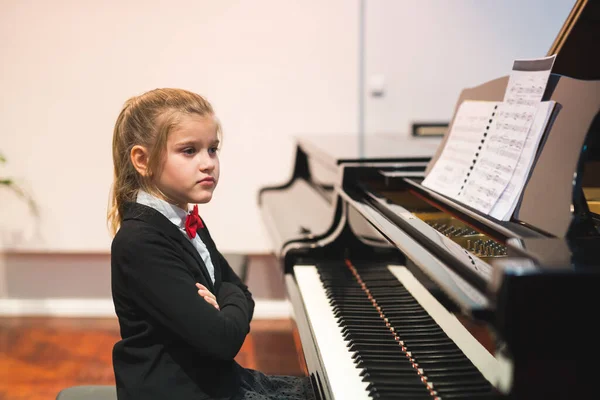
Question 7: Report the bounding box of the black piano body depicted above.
[258,2,600,397]
[258,73,600,399]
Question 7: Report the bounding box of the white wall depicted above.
[0,0,359,253]
[0,0,574,254]
[364,0,576,135]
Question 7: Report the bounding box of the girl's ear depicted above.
[130,145,149,177]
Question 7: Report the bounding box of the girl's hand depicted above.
[196,283,220,310]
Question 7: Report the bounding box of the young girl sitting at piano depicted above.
[108,88,314,400]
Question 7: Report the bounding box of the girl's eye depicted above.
[182,148,196,155]
[208,147,219,155]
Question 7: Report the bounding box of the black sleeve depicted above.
[114,229,250,360]
[218,252,255,323]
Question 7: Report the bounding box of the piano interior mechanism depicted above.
[258,2,600,399]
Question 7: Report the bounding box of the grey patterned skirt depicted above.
[231,368,315,400]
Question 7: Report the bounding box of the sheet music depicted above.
[422,101,498,198]
[457,102,538,214]
[504,55,555,106]
[423,55,556,217]
[488,101,556,220]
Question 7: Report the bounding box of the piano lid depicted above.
[297,133,441,167]
[548,0,600,80]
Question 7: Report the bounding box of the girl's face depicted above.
[154,114,220,210]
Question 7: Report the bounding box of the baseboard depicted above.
[0,298,292,319]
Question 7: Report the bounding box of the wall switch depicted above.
[368,74,385,97]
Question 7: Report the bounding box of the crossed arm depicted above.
[197,252,255,324]
[115,230,254,360]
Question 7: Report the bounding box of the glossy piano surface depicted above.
[259,119,600,398]
[258,5,600,395]
[258,134,441,258]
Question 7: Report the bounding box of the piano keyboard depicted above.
[294,262,503,399]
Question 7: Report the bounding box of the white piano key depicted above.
[387,265,511,391]
[294,265,371,400]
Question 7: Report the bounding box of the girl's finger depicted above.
[204,296,220,310]
[198,290,217,305]
[197,289,216,300]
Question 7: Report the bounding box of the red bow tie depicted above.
[184,204,204,239]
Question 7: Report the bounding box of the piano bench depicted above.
[55,385,116,400]
[222,252,249,282]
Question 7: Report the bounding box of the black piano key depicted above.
[358,363,418,374]
[390,320,442,328]
[342,324,395,333]
[356,357,416,367]
[370,395,433,400]
[425,371,490,385]
[370,295,419,302]
[357,363,418,373]
[354,353,412,362]
[364,375,428,389]
[398,341,460,351]
[436,394,496,399]
[411,351,473,361]
[360,369,421,379]
[343,331,397,340]
[430,381,493,391]
[367,384,431,395]
[365,292,415,299]
[335,313,383,320]
[346,339,401,348]
[367,383,432,397]
[335,312,384,320]
[337,317,388,325]
[385,328,448,337]
[360,280,408,288]
[339,324,388,332]
[329,299,373,306]
[318,264,498,399]
[351,349,407,360]
[349,342,406,351]
[334,308,382,316]
[432,383,493,392]
[328,292,367,298]
[338,314,387,320]
[414,359,477,370]
[385,315,438,323]
[347,337,416,345]
[406,348,466,357]
[399,337,457,346]
[420,364,481,374]
[355,356,413,365]
[381,307,431,315]
[349,342,458,354]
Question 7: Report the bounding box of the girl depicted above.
[108,88,314,400]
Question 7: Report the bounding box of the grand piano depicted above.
[258,2,600,399]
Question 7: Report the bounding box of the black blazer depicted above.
[111,202,255,400]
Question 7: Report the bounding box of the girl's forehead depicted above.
[170,114,218,141]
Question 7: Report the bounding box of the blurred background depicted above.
[0,0,575,398]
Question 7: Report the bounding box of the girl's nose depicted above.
[198,152,215,171]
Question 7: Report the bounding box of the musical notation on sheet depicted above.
[504,55,556,106]
[423,55,556,219]
[422,101,497,198]
[488,101,556,220]
[457,102,538,214]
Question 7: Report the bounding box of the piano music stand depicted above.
[425,74,600,238]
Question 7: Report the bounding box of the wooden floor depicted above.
[0,317,305,400]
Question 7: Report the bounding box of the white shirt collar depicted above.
[136,190,188,229]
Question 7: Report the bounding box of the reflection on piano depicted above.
[258,3,599,399]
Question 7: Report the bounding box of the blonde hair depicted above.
[107,88,220,236]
